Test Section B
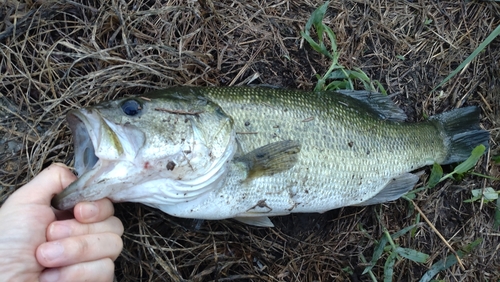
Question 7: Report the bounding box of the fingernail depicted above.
[41,242,64,261]
[81,202,98,220]
[50,223,71,239]
[40,268,60,282]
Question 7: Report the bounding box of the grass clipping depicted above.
[1,0,499,281]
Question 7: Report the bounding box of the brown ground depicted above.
[1,0,499,281]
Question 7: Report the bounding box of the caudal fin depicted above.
[430,106,489,165]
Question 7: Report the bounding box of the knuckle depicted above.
[76,236,91,256]
[85,222,93,235]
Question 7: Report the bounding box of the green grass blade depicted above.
[433,24,500,90]
[411,213,421,238]
[482,187,499,201]
[469,172,500,181]
[440,144,486,182]
[391,223,421,240]
[362,235,389,274]
[323,25,338,56]
[427,163,443,188]
[395,247,429,263]
[325,80,352,90]
[374,80,387,95]
[419,238,482,282]
[493,155,500,164]
[450,144,486,174]
[463,194,482,203]
[301,1,333,59]
[327,69,349,80]
[359,253,378,282]
[302,1,382,93]
[362,224,422,275]
[383,251,398,282]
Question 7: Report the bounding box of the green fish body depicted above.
[52,87,489,227]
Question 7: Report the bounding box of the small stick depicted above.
[154,108,203,116]
[411,200,466,271]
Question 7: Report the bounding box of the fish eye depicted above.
[121,99,142,116]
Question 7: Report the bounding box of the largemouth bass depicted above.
[52,87,489,227]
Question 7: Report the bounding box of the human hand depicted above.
[0,163,124,282]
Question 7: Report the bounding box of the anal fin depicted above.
[355,173,419,206]
[234,216,274,227]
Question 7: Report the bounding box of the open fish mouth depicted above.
[53,107,148,211]
[66,110,100,177]
[51,110,102,210]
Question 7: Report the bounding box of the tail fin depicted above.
[430,106,489,165]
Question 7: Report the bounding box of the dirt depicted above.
[0,0,499,281]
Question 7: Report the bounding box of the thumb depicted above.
[6,163,77,206]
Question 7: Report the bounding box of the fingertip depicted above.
[74,198,115,224]
[47,163,78,188]
[109,233,124,261]
[114,216,125,237]
[36,241,65,268]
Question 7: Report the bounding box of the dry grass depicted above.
[1,0,499,281]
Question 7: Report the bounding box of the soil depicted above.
[1,0,499,281]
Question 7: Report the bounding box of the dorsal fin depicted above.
[334,90,407,121]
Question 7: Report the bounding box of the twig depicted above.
[411,200,466,271]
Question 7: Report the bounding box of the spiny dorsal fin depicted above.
[335,90,407,121]
[234,140,301,179]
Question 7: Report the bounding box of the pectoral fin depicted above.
[234,216,274,227]
[234,140,301,179]
[355,173,419,206]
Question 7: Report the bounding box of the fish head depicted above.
[52,89,235,210]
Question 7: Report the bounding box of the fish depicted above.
[52,87,490,227]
